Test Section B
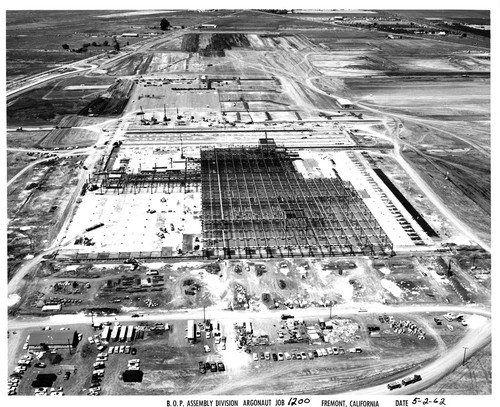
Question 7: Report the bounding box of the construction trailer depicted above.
[126,325,135,342]
[101,325,111,341]
[187,320,196,342]
[119,325,127,342]
[110,325,120,342]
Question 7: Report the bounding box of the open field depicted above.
[6,10,234,81]
[6,8,490,397]
[7,156,85,278]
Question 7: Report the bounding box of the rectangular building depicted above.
[27,330,78,351]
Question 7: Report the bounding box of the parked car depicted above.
[198,361,206,374]
[210,362,217,372]
[204,345,211,353]
[63,371,71,380]
[252,352,258,361]
[131,348,137,355]
[277,352,284,361]
[34,362,46,368]
[217,362,225,372]
[272,353,278,361]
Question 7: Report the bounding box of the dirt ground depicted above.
[7,9,490,397]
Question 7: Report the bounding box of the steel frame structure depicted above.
[200,142,393,259]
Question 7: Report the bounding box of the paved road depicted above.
[8,303,491,395]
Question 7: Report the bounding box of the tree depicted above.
[160,18,170,31]
[112,37,120,51]
[62,44,69,50]
[103,40,109,46]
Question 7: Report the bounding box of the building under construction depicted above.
[200,140,393,259]
[95,158,201,194]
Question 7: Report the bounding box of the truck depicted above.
[245,320,253,334]
[119,325,127,342]
[401,374,422,386]
[387,382,402,390]
[110,324,120,342]
[101,325,110,341]
[318,318,326,329]
[126,325,134,342]
[187,320,196,342]
[212,321,220,336]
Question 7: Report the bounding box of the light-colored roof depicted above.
[28,330,77,346]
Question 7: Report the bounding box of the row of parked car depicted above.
[252,346,361,362]
[34,386,64,396]
[198,361,225,374]
[8,353,35,395]
[89,352,109,395]
[108,345,137,355]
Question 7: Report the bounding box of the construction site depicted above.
[7,9,491,398]
[199,140,392,259]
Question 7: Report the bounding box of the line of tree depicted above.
[451,22,490,38]
[62,40,110,52]
[256,9,290,14]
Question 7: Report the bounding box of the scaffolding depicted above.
[200,141,393,259]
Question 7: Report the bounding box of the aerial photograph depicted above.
[6,6,491,398]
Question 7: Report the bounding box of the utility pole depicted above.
[203,304,206,323]
[462,347,468,366]
[329,301,333,319]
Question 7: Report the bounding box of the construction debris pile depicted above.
[322,318,360,344]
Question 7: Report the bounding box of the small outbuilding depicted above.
[335,97,355,109]
[41,304,62,312]
[123,370,143,382]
